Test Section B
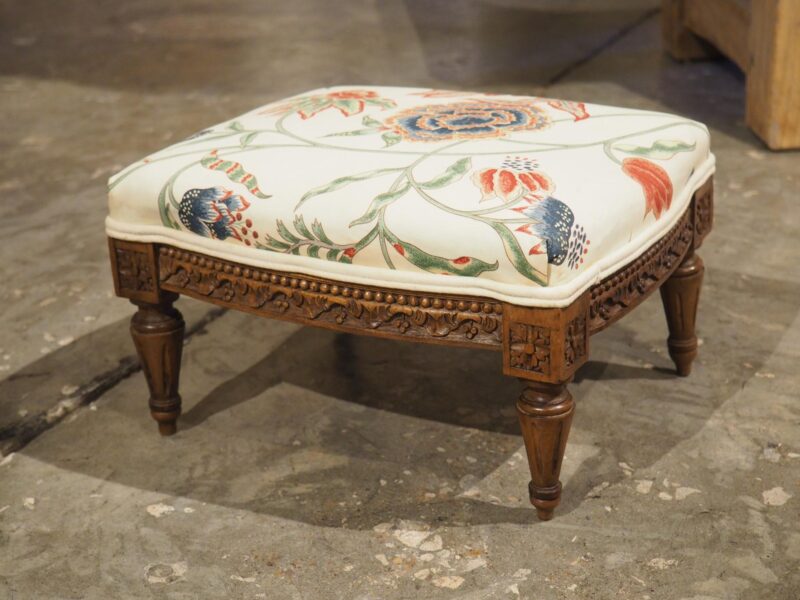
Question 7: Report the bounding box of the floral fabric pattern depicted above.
[178,187,250,241]
[262,89,396,120]
[621,157,674,219]
[473,157,554,203]
[108,86,713,303]
[385,101,550,142]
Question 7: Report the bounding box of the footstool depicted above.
[106,86,714,520]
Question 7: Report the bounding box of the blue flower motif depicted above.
[521,197,583,266]
[386,101,550,142]
[178,187,250,241]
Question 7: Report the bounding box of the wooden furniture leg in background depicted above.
[661,0,720,61]
[660,249,704,377]
[517,381,574,521]
[130,296,185,436]
[662,0,800,149]
[746,0,800,149]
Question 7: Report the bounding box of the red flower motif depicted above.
[472,157,554,203]
[343,247,357,258]
[527,242,545,256]
[328,90,378,100]
[622,157,674,219]
[547,99,590,122]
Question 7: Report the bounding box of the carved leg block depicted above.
[516,382,574,521]
[660,251,704,376]
[130,297,185,436]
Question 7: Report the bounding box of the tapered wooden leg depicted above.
[660,250,704,377]
[130,296,185,436]
[517,381,574,521]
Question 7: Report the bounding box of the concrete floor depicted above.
[1,1,799,598]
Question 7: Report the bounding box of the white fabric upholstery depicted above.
[106,86,714,306]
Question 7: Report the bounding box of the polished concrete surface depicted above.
[1,1,799,598]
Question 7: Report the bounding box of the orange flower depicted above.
[622,157,673,219]
[473,160,554,203]
[547,99,590,122]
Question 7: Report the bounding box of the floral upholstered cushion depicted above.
[106,86,714,306]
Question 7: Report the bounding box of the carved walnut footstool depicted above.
[106,87,714,520]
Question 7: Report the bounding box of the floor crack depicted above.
[0,306,228,457]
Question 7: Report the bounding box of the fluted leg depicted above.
[517,381,574,521]
[130,296,185,436]
[660,250,704,376]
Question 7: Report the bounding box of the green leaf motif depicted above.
[349,182,411,227]
[382,131,402,147]
[296,167,403,208]
[334,98,362,116]
[489,223,548,285]
[239,131,258,147]
[614,139,696,160]
[311,219,334,245]
[366,97,398,110]
[384,230,498,277]
[257,216,377,264]
[157,186,180,229]
[295,98,329,116]
[293,215,314,239]
[418,157,471,189]
[227,121,245,132]
[276,220,301,244]
[362,115,383,128]
[258,236,291,252]
[156,169,186,230]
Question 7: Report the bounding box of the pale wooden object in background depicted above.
[663,0,800,150]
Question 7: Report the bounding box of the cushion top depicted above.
[106,86,714,306]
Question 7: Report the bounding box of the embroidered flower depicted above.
[179,187,251,242]
[515,198,589,268]
[547,99,590,122]
[262,89,396,120]
[385,100,550,142]
[473,157,554,203]
[622,157,673,219]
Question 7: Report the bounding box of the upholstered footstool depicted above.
[107,87,714,520]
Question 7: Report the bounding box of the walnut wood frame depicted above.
[109,178,713,520]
